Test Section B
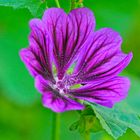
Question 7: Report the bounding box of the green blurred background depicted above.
[0,0,140,139]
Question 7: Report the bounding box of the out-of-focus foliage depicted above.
[0,7,39,105]
[0,0,47,16]
[0,0,140,140]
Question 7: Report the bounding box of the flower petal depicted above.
[20,48,45,77]
[35,75,84,112]
[69,76,130,108]
[19,19,54,82]
[42,93,84,112]
[72,28,132,84]
[42,8,95,79]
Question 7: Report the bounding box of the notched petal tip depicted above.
[69,7,96,31]
[42,8,66,22]
[68,7,95,22]
[70,7,94,16]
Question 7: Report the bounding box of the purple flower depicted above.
[20,8,132,112]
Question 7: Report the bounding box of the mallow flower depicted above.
[20,8,132,112]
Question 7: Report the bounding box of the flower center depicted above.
[52,77,70,95]
[56,81,65,89]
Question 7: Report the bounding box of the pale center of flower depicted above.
[52,77,70,95]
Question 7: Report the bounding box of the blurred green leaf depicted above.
[0,7,39,105]
[85,0,138,37]
[0,0,47,16]
[0,95,53,140]
[88,102,140,139]
[122,8,140,76]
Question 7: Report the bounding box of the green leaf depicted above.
[0,0,47,16]
[69,108,102,134]
[88,102,140,139]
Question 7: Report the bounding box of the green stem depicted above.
[55,0,61,8]
[52,113,61,140]
[84,131,90,140]
[70,0,76,10]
